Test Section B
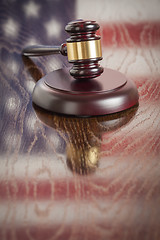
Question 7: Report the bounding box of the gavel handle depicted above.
[22,44,67,57]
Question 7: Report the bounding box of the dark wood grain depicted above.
[0,0,160,240]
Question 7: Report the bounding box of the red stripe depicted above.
[135,77,160,102]
[0,225,136,240]
[0,221,157,240]
[0,177,159,200]
[98,22,160,47]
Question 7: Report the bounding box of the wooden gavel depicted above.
[22,19,139,116]
[22,20,104,79]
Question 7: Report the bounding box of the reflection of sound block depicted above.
[32,67,139,116]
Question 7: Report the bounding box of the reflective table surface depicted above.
[0,0,160,239]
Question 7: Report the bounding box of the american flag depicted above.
[0,0,160,239]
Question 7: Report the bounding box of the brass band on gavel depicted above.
[67,39,102,61]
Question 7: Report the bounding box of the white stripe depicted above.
[0,141,159,180]
[76,0,160,22]
[101,46,160,76]
[0,155,71,179]
[0,199,157,227]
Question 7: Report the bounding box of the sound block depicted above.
[32,67,139,116]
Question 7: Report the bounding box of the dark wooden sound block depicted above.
[32,67,139,116]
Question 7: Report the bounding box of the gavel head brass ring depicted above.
[22,19,139,117]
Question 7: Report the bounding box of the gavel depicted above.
[22,20,104,79]
[22,19,139,116]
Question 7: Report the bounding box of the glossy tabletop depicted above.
[0,0,160,240]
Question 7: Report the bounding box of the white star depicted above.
[25,79,35,93]
[5,96,21,112]
[44,19,62,38]
[3,18,19,38]
[25,37,39,46]
[25,113,37,132]
[23,1,40,18]
[8,58,20,75]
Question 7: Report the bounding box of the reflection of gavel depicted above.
[34,104,137,175]
[22,20,103,79]
[22,19,139,116]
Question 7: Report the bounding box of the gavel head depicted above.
[65,20,104,79]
